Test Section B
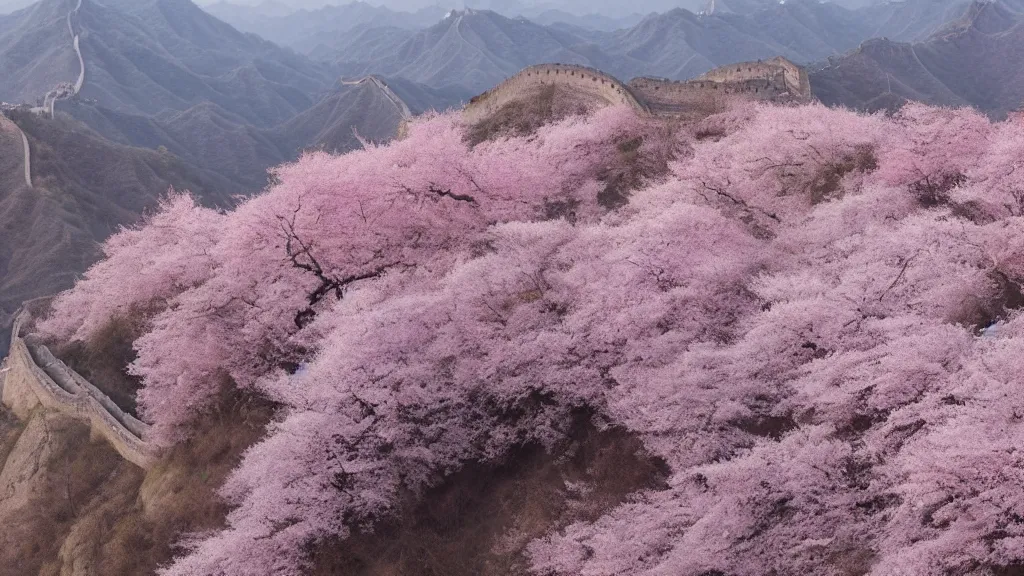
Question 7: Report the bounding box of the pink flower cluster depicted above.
[42,102,1024,575]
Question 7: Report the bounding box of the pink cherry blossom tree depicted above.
[37,101,1024,576]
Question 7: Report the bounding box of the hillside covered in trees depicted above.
[30,98,1024,576]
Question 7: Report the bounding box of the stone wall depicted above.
[694,56,812,99]
[0,308,158,470]
[628,73,790,115]
[463,63,649,124]
[463,57,812,123]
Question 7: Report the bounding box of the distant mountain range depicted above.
[0,0,458,187]
[599,3,873,79]
[203,1,449,53]
[812,0,1024,116]
[192,0,713,19]
[3,0,1024,345]
[319,2,899,95]
[209,0,1020,99]
[76,0,331,127]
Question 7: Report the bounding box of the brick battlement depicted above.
[463,63,649,123]
[463,57,812,121]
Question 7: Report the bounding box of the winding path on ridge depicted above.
[452,12,507,84]
[70,0,84,96]
[45,0,84,118]
[340,76,412,120]
[14,0,82,187]
[1,114,33,188]
[19,123,30,188]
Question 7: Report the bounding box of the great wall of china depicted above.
[463,63,648,123]
[0,55,812,473]
[0,113,32,188]
[0,0,85,190]
[341,75,413,121]
[0,305,158,469]
[32,0,84,119]
[463,56,812,122]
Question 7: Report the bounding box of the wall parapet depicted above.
[693,56,812,100]
[1,307,159,470]
[463,57,812,123]
[463,63,649,123]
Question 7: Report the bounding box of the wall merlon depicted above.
[463,57,812,123]
[463,63,649,123]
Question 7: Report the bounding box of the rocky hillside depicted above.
[0,380,273,576]
[19,89,1024,576]
[320,0,981,95]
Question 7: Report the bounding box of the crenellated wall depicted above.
[463,57,812,123]
[0,308,158,470]
[463,63,649,123]
[693,56,811,100]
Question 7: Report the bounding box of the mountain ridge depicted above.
[810,0,1024,116]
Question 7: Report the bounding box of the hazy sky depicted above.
[190,0,696,17]
[0,0,701,20]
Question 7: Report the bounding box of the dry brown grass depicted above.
[55,311,148,416]
[308,415,668,576]
[807,145,878,205]
[0,409,24,472]
[466,85,588,147]
[0,383,275,576]
[950,270,1024,333]
[0,411,131,576]
[78,385,276,576]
